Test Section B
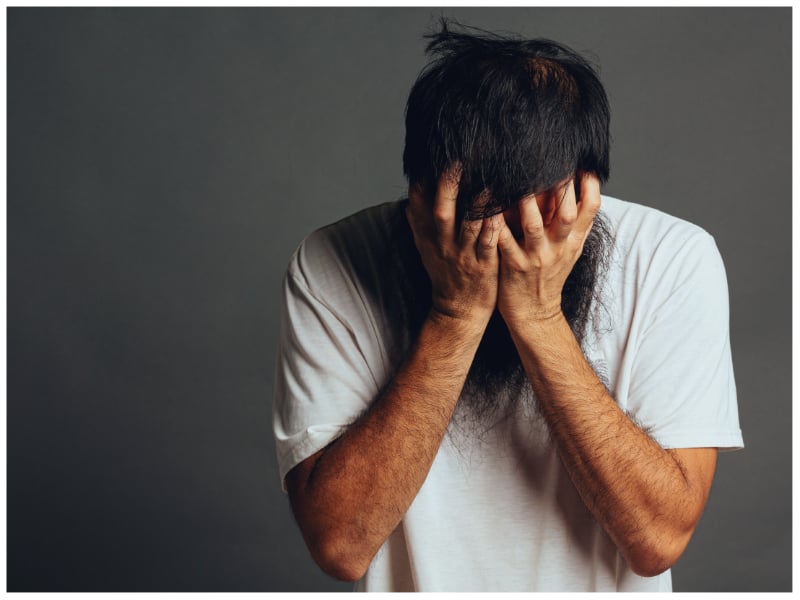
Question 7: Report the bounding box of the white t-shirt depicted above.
[272,195,744,592]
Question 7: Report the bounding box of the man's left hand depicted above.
[496,173,601,327]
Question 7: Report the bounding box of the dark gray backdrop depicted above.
[8,7,790,592]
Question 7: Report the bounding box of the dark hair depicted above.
[403,20,611,218]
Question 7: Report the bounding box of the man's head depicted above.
[403,20,611,222]
[393,21,613,429]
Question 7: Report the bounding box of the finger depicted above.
[475,214,501,262]
[573,173,601,241]
[496,211,526,264]
[518,192,546,253]
[459,214,483,247]
[548,178,578,242]
[432,164,462,246]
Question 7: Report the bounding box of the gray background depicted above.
[8,7,790,592]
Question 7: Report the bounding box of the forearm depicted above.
[509,313,701,577]
[289,311,485,581]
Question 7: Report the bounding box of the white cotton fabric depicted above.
[272,195,744,592]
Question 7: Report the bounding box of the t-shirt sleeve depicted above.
[272,248,380,491]
[626,230,744,452]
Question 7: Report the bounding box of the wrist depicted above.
[500,301,564,330]
[503,307,569,344]
[427,305,491,340]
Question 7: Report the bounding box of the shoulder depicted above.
[599,195,724,280]
[599,195,714,251]
[287,200,407,292]
[598,195,729,317]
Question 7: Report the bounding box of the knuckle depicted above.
[497,228,511,246]
[456,254,471,270]
[432,208,450,224]
[558,211,578,226]
[529,254,545,270]
[462,221,481,239]
[478,236,496,251]
[524,224,543,238]
[585,195,601,213]
[479,228,498,247]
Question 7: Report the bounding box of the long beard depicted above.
[459,212,613,428]
[383,201,613,432]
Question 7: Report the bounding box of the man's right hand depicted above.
[286,168,499,583]
[405,166,501,329]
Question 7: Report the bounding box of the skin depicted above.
[495,173,717,578]
[286,167,717,582]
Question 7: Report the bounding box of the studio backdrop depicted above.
[8,7,790,592]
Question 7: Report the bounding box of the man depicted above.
[272,22,743,592]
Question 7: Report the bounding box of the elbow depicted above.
[305,530,372,583]
[624,528,693,578]
[627,551,675,579]
[315,551,369,583]
[287,471,373,582]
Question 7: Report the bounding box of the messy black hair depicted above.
[403,20,611,218]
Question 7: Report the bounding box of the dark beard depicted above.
[459,210,613,428]
[380,200,613,431]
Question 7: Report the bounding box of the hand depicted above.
[405,167,501,327]
[496,173,601,326]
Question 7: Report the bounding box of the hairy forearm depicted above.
[289,311,485,581]
[508,313,701,577]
